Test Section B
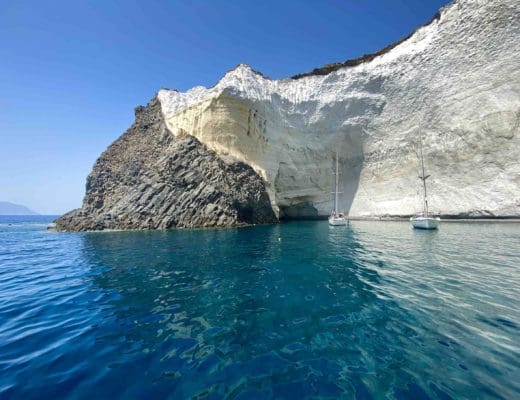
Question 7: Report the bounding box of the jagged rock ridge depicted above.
[290,12,441,80]
[55,98,276,231]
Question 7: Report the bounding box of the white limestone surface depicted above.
[157,0,520,218]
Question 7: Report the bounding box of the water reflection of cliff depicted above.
[81,222,423,398]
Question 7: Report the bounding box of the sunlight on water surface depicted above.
[0,216,519,399]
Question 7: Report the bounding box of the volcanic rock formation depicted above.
[55,98,276,231]
[57,0,520,230]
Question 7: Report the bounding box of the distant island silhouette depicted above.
[0,201,39,215]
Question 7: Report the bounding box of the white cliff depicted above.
[158,0,520,218]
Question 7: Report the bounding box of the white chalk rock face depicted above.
[158,0,520,218]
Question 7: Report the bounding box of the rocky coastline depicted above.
[55,97,276,231]
[56,0,519,231]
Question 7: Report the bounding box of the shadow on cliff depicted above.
[277,124,364,220]
[336,125,365,217]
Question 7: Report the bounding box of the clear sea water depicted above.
[0,215,518,399]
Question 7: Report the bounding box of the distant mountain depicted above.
[0,201,39,215]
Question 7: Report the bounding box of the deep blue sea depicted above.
[0,215,519,399]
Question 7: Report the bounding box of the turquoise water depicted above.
[0,216,519,399]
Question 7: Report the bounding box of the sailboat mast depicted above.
[419,124,429,217]
[334,152,339,213]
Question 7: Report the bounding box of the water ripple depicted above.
[0,217,519,399]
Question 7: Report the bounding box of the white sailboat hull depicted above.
[328,216,348,226]
[410,216,440,230]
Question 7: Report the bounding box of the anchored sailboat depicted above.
[410,123,440,230]
[329,152,348,226]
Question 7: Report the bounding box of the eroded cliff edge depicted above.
[55,97,276,231]
[58,0,520,231]
[158,0,519,219]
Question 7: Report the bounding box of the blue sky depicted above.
[0,0,451,215]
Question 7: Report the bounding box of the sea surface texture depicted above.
[0,216,519,399]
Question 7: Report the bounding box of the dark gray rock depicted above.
[55,96,277,231]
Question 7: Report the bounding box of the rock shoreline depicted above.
[56,0,520,230]
[55,97,277,232]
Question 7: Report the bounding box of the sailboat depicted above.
[329,152,348,226]
[410,123,440,230]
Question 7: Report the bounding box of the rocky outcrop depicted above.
[59,0,519,230]
[158,0,520,219]
[55,97,276,231]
